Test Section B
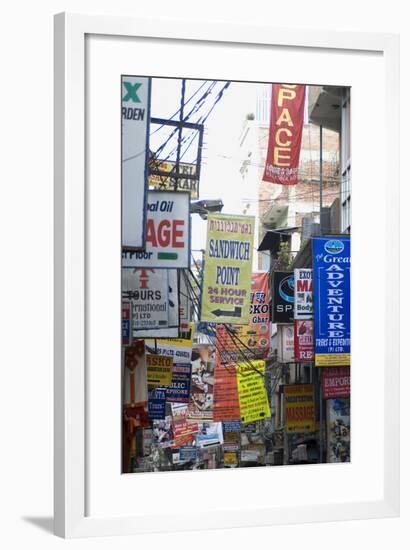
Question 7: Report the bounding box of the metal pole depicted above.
[319,124,323,234]
[319,374,323,463]
[175,78,186,191]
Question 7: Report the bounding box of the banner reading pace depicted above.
[122,76,151,249]
[201,214,255,324]
[262,84,305,185]
[313,237,351,367]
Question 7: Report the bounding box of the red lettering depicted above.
[157,220,171,247]
[172,220,184,248]
[145,219,157,246]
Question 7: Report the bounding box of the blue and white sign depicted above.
[313,237,351,367]
[148,387,166,420]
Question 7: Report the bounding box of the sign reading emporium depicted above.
[122,76,151,249]
[262,84,305,185]
[201,214,255,324]
[313,237,351,367]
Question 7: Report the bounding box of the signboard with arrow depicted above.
[200,213,255,324]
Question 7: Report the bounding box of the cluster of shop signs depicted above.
[273,236,351,462]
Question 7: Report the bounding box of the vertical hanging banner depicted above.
[322,367,350,399]
[262,84,305,185]
[187,344,216,421]
[122,191,190,268]
[284,384,315,433]
[294,268,313,319]
[294,320,314,361]
[122,76,151,249]
[313,237,351,366]
[273,272,294,323]
[236,360,270,424]
[201,214,255,324]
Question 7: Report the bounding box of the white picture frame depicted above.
[54,12,399,538]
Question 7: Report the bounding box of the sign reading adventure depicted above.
[284,384,315,433]
[262,84,305,185]
[294,268,313,319]
[272,271,294,323]
[313,237,351,367]
[122,76,151,249]
[122,191,190,269]
[201,214,255,324]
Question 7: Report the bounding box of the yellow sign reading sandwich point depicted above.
[236,360,270,424]
[201,214,255,324]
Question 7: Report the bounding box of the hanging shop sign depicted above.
[326,397,350,462]
[273,271,294,323]
[313,237,351,367]
[262,84,305,185]
[122,191,190,269]
[122,300,132,346]
[294,320,314,361]
[145,323,194,364]
[123,340,148,406]
[166,363,192,403]
[146,354,173,388]
[294,268,313,320]
[171,403,199,446]
[215,272,270,362]
[284,384,315,433]
[223,452,238,466]
[201,214,255,324]
[213,360,241,422]
[322,367,350,399]
[278,324,295,362]
[236,360,270,424]
[149,159,199,199]
[187,343,216,421]
[123,268,179,334]
[148,387,166,420]
[122,76,151,249]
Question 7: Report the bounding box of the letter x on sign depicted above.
[123,81,142,103]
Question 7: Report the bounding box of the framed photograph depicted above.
[54,13,399,538]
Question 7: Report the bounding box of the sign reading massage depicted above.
[201,214,255,324]
[122,191,190,268]
[313,237,351,367]
[122,76,151,249]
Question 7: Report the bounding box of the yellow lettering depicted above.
[276,108,294,127]
[275,127,292,147]
[278,87,296,107]
[274,147,291,166]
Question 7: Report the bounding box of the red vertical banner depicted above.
[263,84,305,185]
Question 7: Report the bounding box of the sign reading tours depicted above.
[262,84,305,185]
[322,367,350,399]
[201,214,255,324]
[149,159,199,198]
[294,268,313,319]
[122,76,151,249]
[122,191,190,269]
[294,320,314,361]
[313,237,351,367]
[284,384,315,433]
[273,271,294,323]
[236,360,270,424]
[122,268,178,334]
